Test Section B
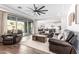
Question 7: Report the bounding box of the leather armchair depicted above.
[2,34,22,45]
[48,31,77,54]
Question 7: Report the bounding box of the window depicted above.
[7,20,16,30]
[17,21,25,33]
[7,14,33,35]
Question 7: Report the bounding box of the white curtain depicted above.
[0,11,8,35]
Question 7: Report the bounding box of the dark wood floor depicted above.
[0,35,46,54]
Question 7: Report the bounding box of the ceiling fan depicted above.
[28,4,48,15]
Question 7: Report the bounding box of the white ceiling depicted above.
[0,4,72,20]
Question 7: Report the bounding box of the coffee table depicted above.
[32,34,47,43]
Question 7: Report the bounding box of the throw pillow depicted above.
[62,30,70,41]
[58,33,63,40]
[60,30,70,41]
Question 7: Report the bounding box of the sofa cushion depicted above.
[49,38,71,47]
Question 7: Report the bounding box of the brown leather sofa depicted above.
[48,31,77,54]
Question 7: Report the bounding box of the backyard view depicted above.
[7,20,25,32]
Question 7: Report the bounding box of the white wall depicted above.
[61,4,75,30]
[32,20,38,34]
[61,16,68,30]
[37,19,61,29]
[33,18,61,33]
[34,9,72,33]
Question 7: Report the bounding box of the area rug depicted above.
[21,39,54,54]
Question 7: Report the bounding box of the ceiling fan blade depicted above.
[39,11,45,14]
[27,7,34,11]
[41,10,48,11]
[37,12,41,15]
[33,12,35,15]
[38,6,45,10]
[34,4,37,10]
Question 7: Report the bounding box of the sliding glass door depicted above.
[28,22,32,34]
[24,22,27,33]
[7,20,16,31]
[7,14,33,36]
[17,21,25,33]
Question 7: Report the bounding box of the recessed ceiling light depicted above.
[18,6,22,9]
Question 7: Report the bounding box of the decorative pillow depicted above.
[58,33,63,40]
[60,30,70,41]
[64,31,69,39]
[62,30,70,41]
